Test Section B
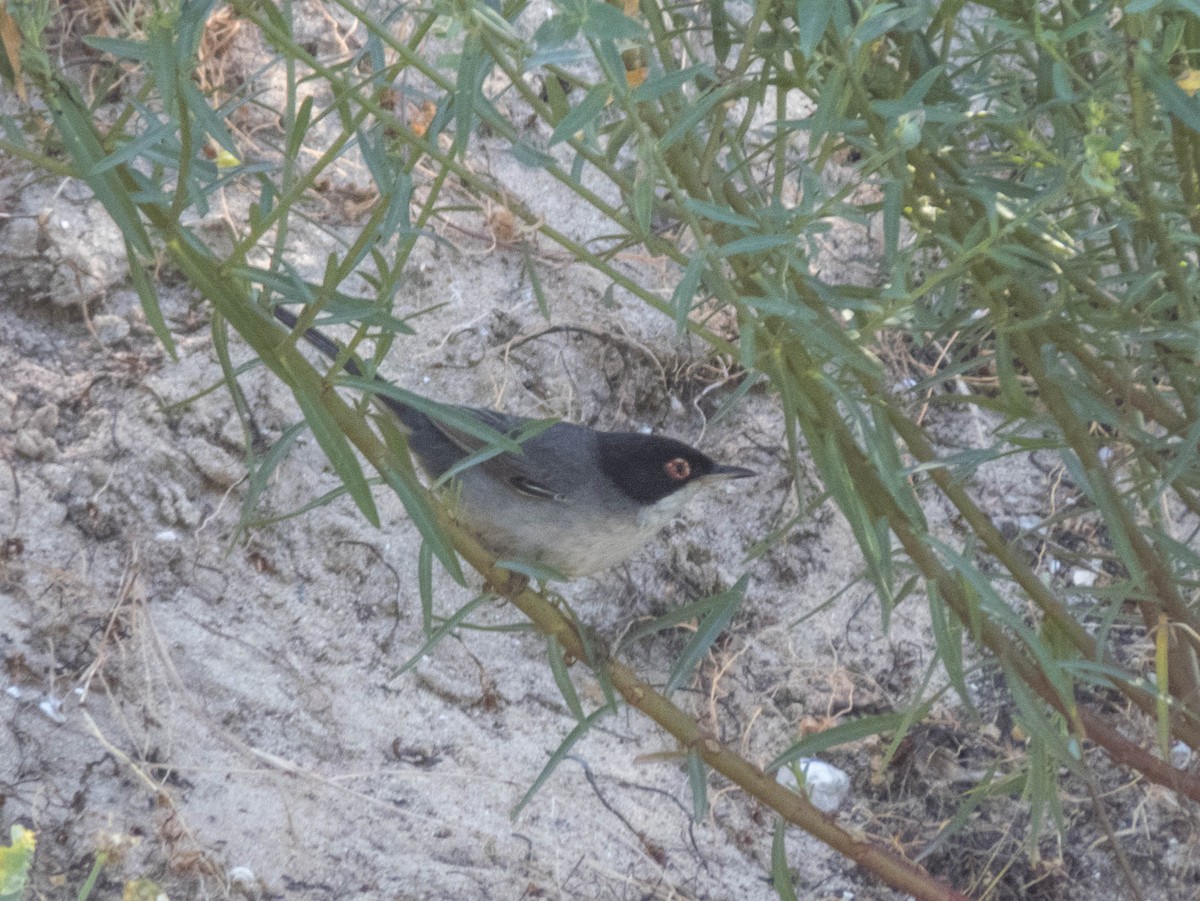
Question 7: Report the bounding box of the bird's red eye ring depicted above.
[665,457,691,481]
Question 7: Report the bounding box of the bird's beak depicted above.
[707,463,757,481]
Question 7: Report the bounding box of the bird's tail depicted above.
[271,305,419,429]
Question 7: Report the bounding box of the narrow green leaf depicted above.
[916,766,1006,862]
[581,1,645,40]
[1138,53,1200,134]
[127,240,176,357]
[75,853,105,901]
[474,3,520,42]
[430,419,557,490]
[547,636,585,721]
[229,264,310,304]
[864,404,925,531]
[993,331,1034,417]
[771,818,799,900]
[1155,616,1171,759]
[706,370,759,430]
[88,122,173,174]
[596,39,627,88]
[419,540,434,637]
[718,234,795,257]
[291,385,380,527]
[49,85,152,257]
[527,44,591,68]
[542,72,571,123]
[512,704,614,818]
[928,581,972,709]
[631,64,714,103]
[241,481,364,529]
[807,67,844,150]
[532,13,580,49]
[876,657,950,771]
[82,35,152,60]
[255,288,415,333]
[286,95,314,159]
[738,314,757,370]
[687,748,709,822]
[671,255,705,334]
[929,0,967,33]
[176,0,218,58]
[179,78,238,157]
[453,32,483,153]
[337,375,535,454]
[379,174,414,242]
[883,180,902,262]
[511,139,556,169]
[254,0,290,38]
[550,82,611,146]
[933,537,1078,710]
[632,169,653,235]
[657,85,730,152]
[870,65,946,118]
[522,244,551,318]
[682,199,757,228]
[804,427,893,606]
[851,4,922,47]
[1159,418,1200,491]
[665,576,749,696]
[796,0,833,56]
[709,0,731,62]
[494,559,571,583]
[390,593,490,679]
[617,591,730,649]
[375,421,464,583]
[1009,674,1081,777]
[238,420,307,532]
[770,711,914,771]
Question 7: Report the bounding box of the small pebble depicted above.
[39,695,66,724]
[1171,741,1191,769]
[776,758,851,812]
[1071,568,1097,588]
[228,866,257,885]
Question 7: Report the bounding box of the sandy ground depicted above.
[0,191,907,901]
[0,155,910,901]
[3,4,1198,901]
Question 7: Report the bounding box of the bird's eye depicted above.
[664,457,691,481]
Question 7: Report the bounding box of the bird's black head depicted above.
[597,432,755,505]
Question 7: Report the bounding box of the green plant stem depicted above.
[885,406,1200,744]
[1122,39,1196,320]
[0,139,75,175]
[748,318,1200,793]
[35,95,962,897]
[895,133,1200,720]
[583,12,1200,750]
[442,509,971,901]
[1009,330,1200,710]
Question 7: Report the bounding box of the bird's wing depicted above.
[427,408,569,502]
[272,307,567,499]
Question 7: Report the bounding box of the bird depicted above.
[273,306,755,578]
